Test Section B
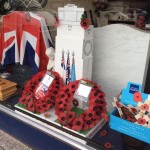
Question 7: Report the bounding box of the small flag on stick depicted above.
[71,51,76,82]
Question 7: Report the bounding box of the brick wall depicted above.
[42,0,149,12]
[43,0,94,11]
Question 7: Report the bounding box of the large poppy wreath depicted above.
[19,70,63,113]
[55,79,107,131]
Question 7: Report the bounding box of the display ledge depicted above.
[15,103,106,141]
[0,98,105,150]
[0,105,76,150]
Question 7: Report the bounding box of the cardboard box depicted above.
[0,79,17,101]
[110,82,150,143]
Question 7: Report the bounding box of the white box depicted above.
[57,25,93,39]
[58,4,84,23]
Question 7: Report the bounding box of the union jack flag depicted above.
[66,51,70,84]
[60,50,66,84]
[0,12,53,74]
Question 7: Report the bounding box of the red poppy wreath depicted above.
[19,70,63,113]
[55,79,107,131]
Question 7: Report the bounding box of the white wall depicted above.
[92,24,150,112]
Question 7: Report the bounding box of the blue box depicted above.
[110,82,150,143]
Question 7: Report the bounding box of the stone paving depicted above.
[0,130,32,150]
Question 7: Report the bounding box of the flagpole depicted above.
[66,50,70,85]
[71,51,76,82]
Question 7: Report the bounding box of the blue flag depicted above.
[71,51,76,81]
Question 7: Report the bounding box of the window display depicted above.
[0,2,150,150]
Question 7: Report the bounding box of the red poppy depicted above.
[51,80,58,88]
[19,96,28,105]
[67,93,74,102]
[80,19,89,30]
[79,113,86,119]
[100,130,107,137]
[45,96,52,103]
[31,76,39,85]
[93,118,100,125]
[58,113,67,125]
[93,84,101,89]
[67,111,76,123]
[24,80,32,88]
[46,99,54,108]
[72,118,84,131]
[66,122,73,129]
[99,91,106,99]
[90,97,100,105]
[53,90,59,95]
[55,85,61,90]
[63,85,70,93]
[141,104,149,111]
[137,118,146,125]
[64,103,70,111]
[26,101,35,112]
[30,82,35,89]
[99,98,106,106]
[72,99,79,107]
[26,95,33,102]
[104,142,112,149]
[55,104,65,115]
[43,102,51,111]
[89,104,98,112]
[134,92,142,102]
[85,119,95,129]
[50,95,56,102]
[57,99,64,105]
[89,90,96,99]
[60,93,68,101]
[35,104,42,113]
[82,123,89,130]
[68,81,79,91]
[96,105,103,112]
[62,97,69,104]
[94,111,101,120]
[84,109,95,120]
[38,106,46,113]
